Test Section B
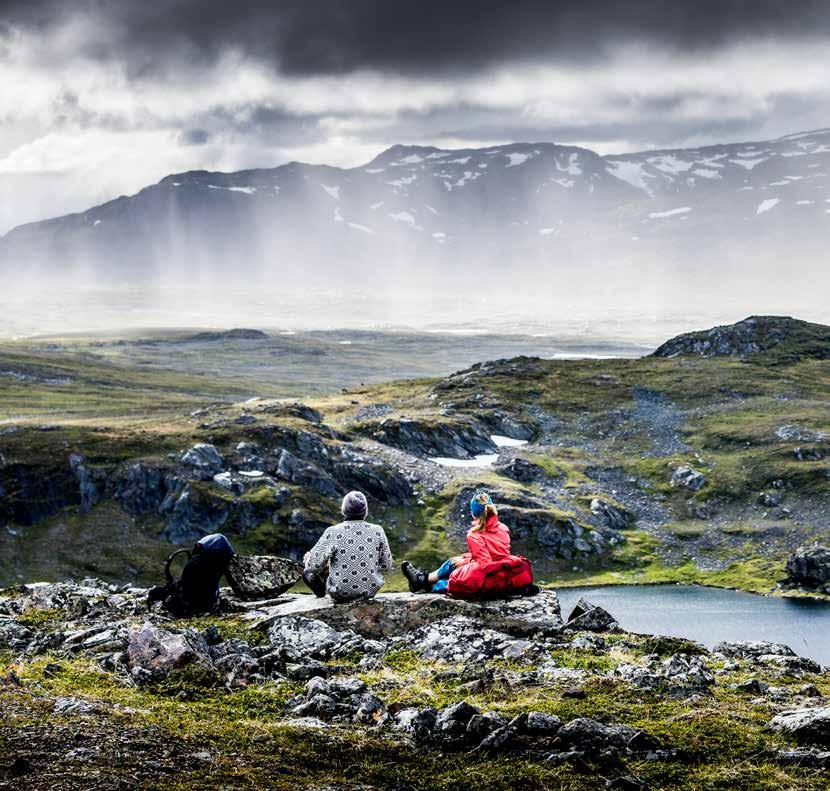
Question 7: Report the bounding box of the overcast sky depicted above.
[2,0,830,234]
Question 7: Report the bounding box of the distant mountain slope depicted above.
[3,129,830,306]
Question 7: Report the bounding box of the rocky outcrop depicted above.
[768,706,830,745]
[360,416,497,459]
[786,544,830,592]
[248,590,564,640]
[180,444,225,480]
[590,498,634,530]
[651,316,830,360]
[501,506,614,559]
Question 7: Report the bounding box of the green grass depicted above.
[3,633,828,790]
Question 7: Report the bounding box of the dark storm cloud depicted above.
[3,0,830,76]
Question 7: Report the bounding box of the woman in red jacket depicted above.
[402,491,537,595]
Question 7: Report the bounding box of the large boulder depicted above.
[566,598,620,632]
[226,555,303,600]
[266,615,356,659]
[248,590,563,640]
[669,465,706,492]
[786,544,830,591]
[769,706,830,745]
[126,622,215,683]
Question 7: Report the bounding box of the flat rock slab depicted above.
[246,590,562,640]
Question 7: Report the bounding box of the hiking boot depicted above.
[401,561,429,593]
[302,570,327,598]
[520,583,541,597]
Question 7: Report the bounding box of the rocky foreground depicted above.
[1,581,828,790]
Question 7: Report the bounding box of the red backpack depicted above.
[447,555,534,600]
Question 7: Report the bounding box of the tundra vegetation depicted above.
[0,315,828,788]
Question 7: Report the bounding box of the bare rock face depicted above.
[769,706,830,745]
[248,590,563,640]
[786,544,830,592]
[226,555,303,600]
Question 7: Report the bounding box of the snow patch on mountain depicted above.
[756,199,780,215]
[649,207,692,219]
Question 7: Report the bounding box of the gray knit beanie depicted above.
[341,490,368,520]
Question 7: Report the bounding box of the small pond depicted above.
[556,584,830,665]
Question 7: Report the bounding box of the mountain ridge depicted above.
[3,127,830,313]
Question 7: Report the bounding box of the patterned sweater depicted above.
[304,520,394,601]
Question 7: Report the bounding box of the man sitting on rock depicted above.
[302,490,394,603]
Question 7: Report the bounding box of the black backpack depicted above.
[147,533,236,617]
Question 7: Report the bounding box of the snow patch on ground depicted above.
[321,184,340,200]
[692,168,720,179]
[539,227,557,235]
[491,435,529,448]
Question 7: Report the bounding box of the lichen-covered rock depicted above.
[615,654,714,694]
[402,615,535,663]
[769,706,830,745]
[556,718,654,752]
[786,544,830,591]
[266,615,357,659]
[226,555,302,600]
[248,590,563,640]
[714,640,797,660]
[126,622,215,683]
